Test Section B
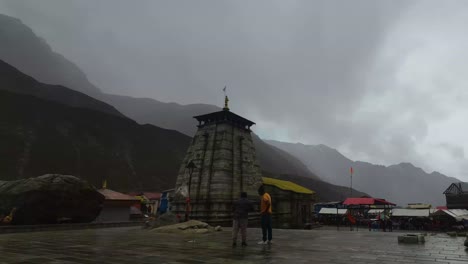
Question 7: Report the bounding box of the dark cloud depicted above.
[2,0,468,180]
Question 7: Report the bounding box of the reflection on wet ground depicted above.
[0,227,467,263]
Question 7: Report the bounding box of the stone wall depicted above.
[173,121,263,224]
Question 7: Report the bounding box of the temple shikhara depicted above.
[173,96,263,223]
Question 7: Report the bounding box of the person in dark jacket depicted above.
[232,192,253,247]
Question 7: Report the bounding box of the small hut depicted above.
[142,192,162,215]
[262,177,315,228]
[96,187,139,223]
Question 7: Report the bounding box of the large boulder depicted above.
[0,174,104,225]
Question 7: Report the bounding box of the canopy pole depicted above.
[336,205,339,231]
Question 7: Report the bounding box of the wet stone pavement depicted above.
[0,227,467,264]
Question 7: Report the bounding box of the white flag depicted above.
[176,185,189,198]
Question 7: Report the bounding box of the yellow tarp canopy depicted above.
[262,177,314,194]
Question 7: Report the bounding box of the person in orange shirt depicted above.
[257,185,272,244]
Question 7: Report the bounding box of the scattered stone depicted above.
[144,212,178,229]
[177,220,209,230]
[190,228,209,234]
[215,226,223,231]
[447,232,457,237]
[398,234,425,244]
[0,174,104,225]
[151,220,216,234]
[418,234,425,243]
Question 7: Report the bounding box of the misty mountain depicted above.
[252,134,318,180]
[0,88,191,191]
[0,13,367,201]
[102,93,219,135]
[0,14,102,98]
[267,140,458,206]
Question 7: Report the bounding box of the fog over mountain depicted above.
[2,1,468,182]
[267,140,459,206]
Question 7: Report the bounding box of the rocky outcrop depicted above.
[0,174,104,225]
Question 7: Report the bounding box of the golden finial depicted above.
[223,86,229,111]
[224,95,229,111]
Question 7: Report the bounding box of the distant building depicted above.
[444,182,468,209]
[262,177,315,228]
[407,203,432,209]
[96,188,139,222]
[127,192,162,215]
[143,192,162,215]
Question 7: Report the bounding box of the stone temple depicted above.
[173,97,263,224]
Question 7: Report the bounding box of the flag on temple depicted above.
[350,167,354,175]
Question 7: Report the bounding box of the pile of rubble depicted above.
[150,219,222,234]
[143,212,179,229]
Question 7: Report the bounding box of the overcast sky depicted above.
[2,0,468,181]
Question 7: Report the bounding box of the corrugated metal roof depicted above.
[392,209,430,217]
[319,208,348,215]
[262,177,314,194]
[98,189,140,201]
[442,209,468,220]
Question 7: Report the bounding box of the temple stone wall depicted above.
[173,112,263,224]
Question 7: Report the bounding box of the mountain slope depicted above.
[0,59,125,118]
[267,140,459,206]
[0,89,191,191]
[102,93,219,135]
[252,135,319,180]
[0,14,102,98]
